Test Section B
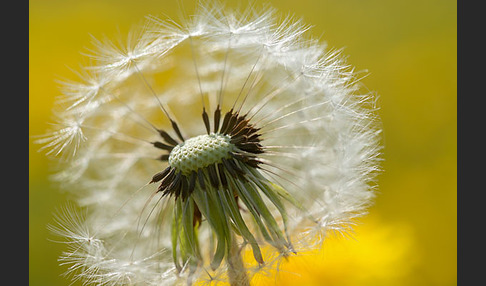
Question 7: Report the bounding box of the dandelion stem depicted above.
[227,234,250,286]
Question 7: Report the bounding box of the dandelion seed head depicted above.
[39,2,382,285]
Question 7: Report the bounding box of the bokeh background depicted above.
[29,0,456,285]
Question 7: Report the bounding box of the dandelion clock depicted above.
[38,2,382,285]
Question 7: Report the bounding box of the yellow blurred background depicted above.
[29,0,456,285]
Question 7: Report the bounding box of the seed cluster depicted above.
[149,106,296,271]
[150,107,264,200]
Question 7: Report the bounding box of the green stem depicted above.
[227,234,250,286]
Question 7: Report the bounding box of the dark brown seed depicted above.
[150,166,171,183]
[246,158,261,168]
[213,105,221,133]
[207,164,219,188]
[220,109,233,135]
[230,135,246,145]
[230,118,250,136]
[202,108,210,135]
[157,154,170,161]
[232,126,251,138]
[238,142,264,154]
[197,169,206,190]
[180,175,188,200]
[221,158,236,177]
[217,163,227,187]
[157,129,179,146]
[152,141,174,151]
[165,171,182,197]
[188,171,197,195]
[226,157,246,177]
[171,120,185,142]
[230,151,246,162]
[222,112,238,134]
[158,168,176,193]
[229,115,247,135]
[247,133,261,143]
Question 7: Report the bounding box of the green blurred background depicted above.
[29,0,456,285]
